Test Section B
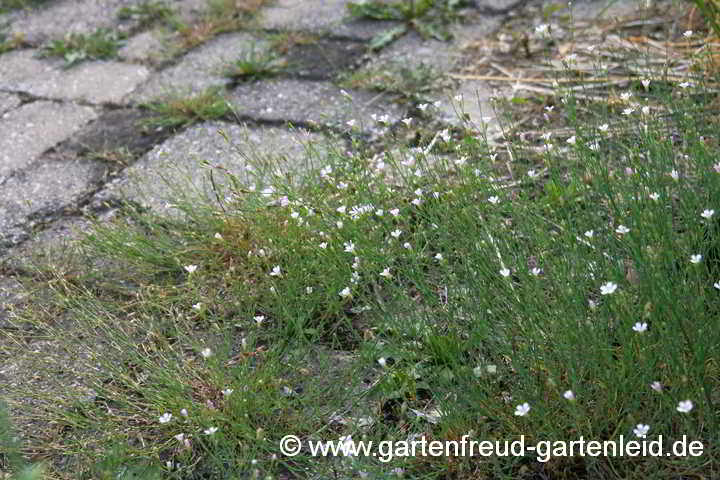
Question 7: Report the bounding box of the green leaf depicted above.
[369,25,407,51]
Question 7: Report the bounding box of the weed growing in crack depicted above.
[117,1,180,30]
[141,87,232,129]
[223,44,287,83]
[39,28,126,67]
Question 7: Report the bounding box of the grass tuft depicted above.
[39,28,125,67]
[141,87,232,129]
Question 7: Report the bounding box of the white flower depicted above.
[690,254,702,264]
[337,205,347,214]
[632,322,648,333]
[184,265,198,274]
[417,103,429,111]
[701,209,715,219]
[377,357,387,367]
[306,286,313,294]
[531,267,542,276]
[254,315,265,325]
[566,136,576,145]
[714,281,720,290]
[676,400,694,413]
[346,119,356,127]
[192,303,202,311]
[337,182,348,190]
[650,381,663,392]
[599,123,609,132]
[633,424,650,438]
[403,242,412,249]
[670,170,679,180]
[204,426,218,435]
[344,241,356,253]
[159,413,173,424]
[584,230,594,239]
[391,229,402,238]
[411,198,422,206]
[683,30,693,37]
[390,208,400,217]
[600,282,618,295]
[535,23,549,34]
[200,348,213,358]
[563,390,575,400]
[641,79,651,90]
[375,209,384,216]
[214,232,223,240]
[488,196,499,204]
[616,225,630,234]
[319,242,328,249]
[174,433,185,442]
[679,81,692,89]
[380,268,392,279]
[527,169,538,178]
[339,287,351,298]
[500,268,511,277]
[269,265,282,276]
[622,107,635,116]
[514,402,531,416]
[222,388,234,396]
[434,253,443,261]
[336,221,344,229]
[401,117,413,127]
[649,192,659,201]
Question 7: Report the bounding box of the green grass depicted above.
[3,12,720,480]
[0,0,50,13]
[141,87,232,129]
[39,28,125,67]
[223,44,287,83]
[117,1,181,30]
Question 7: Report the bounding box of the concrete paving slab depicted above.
[0,156,104,250]
[258,0,396,40]
[6,0,145,45]
[0,100,97,177]
[227,78,403,130]
[0,91,22,115]
[128,31,270,103]
[93,121,332,214]
[0,49,149,104]
[117,29,169,65]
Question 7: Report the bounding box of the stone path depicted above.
[0,0,646,355]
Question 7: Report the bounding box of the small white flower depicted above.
[418,103,429,111]
[192,303,202,311]
[670,170,679,181]
[380,268,392,279]
[676,400,694,413]
[616,225,630,234]
[500,268,511,277]
[434,253,443,261]
[390,208,400,217]
[622,107,635,116]
[454,94,463,103]
[200,348,213,358]
[679,81,692,89]
[174,433,185,442]
[411,198,422,206]
[600,282,618,295]
[184,265,198,274]
[584,230,594,239]
[337,182,348,190]
[159,413,172,424]
[714,281,720,290]
[403,242,412,249]
[319,242,328,249]
[683,30,693,38]
[488,196,500,204]
[566,135,576,145]
[346,119,356,128]
[375,209,384,216]
[204,426,218,435]
[535,23,549,34]
[254,315,265,325]
[633,424,650,438]
[336,221,344,229]
[531,267,542,276]
[649,192,659,201]
[641,79,651,90]
[690,254,702,264]
[563,390,575,400]
[377,357,387,367]
[599,123,609,132]
[269,265,282,277]
[401,117,413,127]
[339,287,351,298]
[306,286,313,294]
[222,388,234,396]
[632,322,648,333]
[344,241,356,253]
[527,169,538,178]
[650,381,663,392]
[391,229,402,238]
[214,233,223,240]
[701,209,715,219]
[337,205,347,214]
[514,402,531,416]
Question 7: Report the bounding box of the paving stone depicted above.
[0,49,150,104]
[0,155,105,250]
[257,0,396,40]
[227,78,403,130]
[0,101,97,177]
[128,32,270,103]
[93,121,332,214]
[0,91,22,115]
[5,0,146,44]
[117,30,169,65]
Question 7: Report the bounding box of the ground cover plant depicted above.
[38,28,125,67]
[2,2,720,479]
